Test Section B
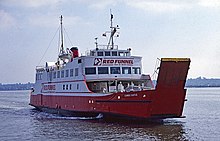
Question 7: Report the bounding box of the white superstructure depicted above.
[33,15,153,96]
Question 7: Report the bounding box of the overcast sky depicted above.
[0,0,220,83]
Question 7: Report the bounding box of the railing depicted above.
[36,66,45,72]
[96,44,118,50]
[36,65,57,72]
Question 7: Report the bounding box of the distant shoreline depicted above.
[186,86,220,88]
[0,83,34,91]
[186,77,220,88]
[1,77,220,91]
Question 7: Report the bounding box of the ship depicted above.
[30,15,191,120]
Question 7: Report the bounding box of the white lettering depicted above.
[94,58,133,66]
[124,93,138,97]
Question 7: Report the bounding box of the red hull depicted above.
[30,58,190,119]
[30,89,186,119]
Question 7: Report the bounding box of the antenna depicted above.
[95,37,98,49]
[110,9,113,29]
[107,10,119,49]
[59,15,65,55]
[110,9,114,49]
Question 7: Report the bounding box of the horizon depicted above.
[1,77,220,84]
[1,1,220,83]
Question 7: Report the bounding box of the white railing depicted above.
[97,44,118,50]
[36,66,45,72]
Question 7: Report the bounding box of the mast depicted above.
[107,11,119,49]
[57,15,72,65]
[59,15,65,55]
[110,13,113,49]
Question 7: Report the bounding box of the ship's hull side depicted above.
[30,88,187,119]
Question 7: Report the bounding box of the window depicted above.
[97,52,103,56]
[91,51,95,56]
[70,84,72,90]
[61,70,64,78]
[53,71,56,79]
[63,85,65,90]
[110,67,120,74]
[36,74,38,80]
[65,70,69,77]
[125,52,129,56]
[77,84,79,89]
[40,74,42,80]
[132,67,141,74]
[119,52,124,56]
[98,67,109,74]
[57,71,60,78]
[105,51,110,56]
[75,68,78,76]
[78,59,82,63]
[122,67,131,74]
[66,84,68,90]
[85,67,96,75]
[36,73,41,81]
[70,69,74,77]
[112,51,117,56]
[49,72,53,81]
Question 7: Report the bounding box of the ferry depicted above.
[30,15,190,120]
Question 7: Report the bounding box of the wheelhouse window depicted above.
[132,67,141,74]
[112,51,117,56]
[119,52,124,56]
[97,51,104,56]
[85,67,96,75]
[98,67,109,74]
[122,67,131,74]
[125,52,130,56]
[36,74,38,81]
[61,70,64,78]
[57,71,60,78]
[65,70,69,77]
[90,51,95,56]
[49,72,52,81]
[36,73,42,81]
[105,51,110,56]
[110,67,120,74]
[70,69,74,77]
[53,71,56,79]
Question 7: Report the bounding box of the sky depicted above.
[0,0,220,83]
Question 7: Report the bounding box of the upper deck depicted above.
[87,45,131,57]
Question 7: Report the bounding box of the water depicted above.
[0,88,219,141]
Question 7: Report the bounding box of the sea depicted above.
[0,88,219,141]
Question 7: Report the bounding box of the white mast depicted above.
[59,15,65,55]
[58,15,71,64]
[107,11,119,49]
